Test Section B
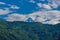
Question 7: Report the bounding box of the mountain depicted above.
[0,19,60,40]
[26,17,34,22]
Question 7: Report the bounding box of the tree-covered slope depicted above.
[0,19,60,40]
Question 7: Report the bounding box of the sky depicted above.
[0,0,60,25]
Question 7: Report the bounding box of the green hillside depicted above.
[0,19,60,40]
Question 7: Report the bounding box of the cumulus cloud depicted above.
[51,2,58,8]
[0,2,20,9]
[37,3,42,8]
[0,8,11,15]
[10,5,20,9]
[48,0,60,8]
[6,14,27,22]
[29,0,35,3]
[0,2,6,4]
[51,0,60,6]
[0,2,20,15]
[28,10,60,25]
[6,10,60,25]
[37,3,51,10]
[37,0,60,9]
[42,4,51,10]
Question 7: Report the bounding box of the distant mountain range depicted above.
[0,19,60,40]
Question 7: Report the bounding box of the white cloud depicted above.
[48,0,60,8]
[37,3,51,10]
[29,0,35,3]
[0,1,20,10]
[48,1,58,8]
[6,10,60,25]
[0,2,6,4]
[6,14,27,22]
[0,2,19,15]
[37,3,42,8]
[10,5,20,9]
[42,20,60,25]
[6,10,60,24]
[0,8,11,15]
[28,10,60,25]
[51,2,58,8]
[42,4,51,9]
[52,0,60,6]
[37,0,60,9]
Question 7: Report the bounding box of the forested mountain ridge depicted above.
[0,19,60,40]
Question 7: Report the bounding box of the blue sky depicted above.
[0,0,59,14]
[0,0,60,25]
[0,0,39,14]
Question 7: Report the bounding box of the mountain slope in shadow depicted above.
[0,19,60,40]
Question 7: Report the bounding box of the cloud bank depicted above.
[6,10,60,25]
[0,9,11,15]
[6,13,27,22]
[29,10,60,24]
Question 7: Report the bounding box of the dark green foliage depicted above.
[0,19,60,40]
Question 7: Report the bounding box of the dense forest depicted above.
[0,19,60,40]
